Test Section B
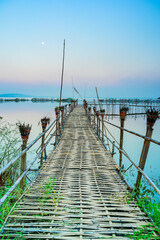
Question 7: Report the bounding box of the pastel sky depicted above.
[0,0,160,98]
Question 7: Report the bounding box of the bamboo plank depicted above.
[1,106,153,239]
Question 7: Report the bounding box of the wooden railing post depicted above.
[111,141,115,157]
[119,107,128,167]
[136,108,158,187]
[101,114,104,141]
[55,107,60,143]
[102,116,104,141]
[119,117,124,167]
[93,107,96,128]
[40,128,45,165]
[96,112,99,135]
[16,123,31,189]
[88,107,91,122]
[40,117,50,165]
[98,115,101,137]
[21,142,27,189]
[61,106,64,129]
[100,110,105,142]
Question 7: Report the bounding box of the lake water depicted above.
[0,101,160,193]
[0,101,58,181]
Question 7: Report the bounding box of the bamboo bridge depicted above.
[1,105,156,239]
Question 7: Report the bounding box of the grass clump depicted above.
[126,185,160,239]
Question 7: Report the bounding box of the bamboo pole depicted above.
[111,141,115,157]
[102,116,104,141]
[95,87,101,111]
[73,87,83,100]
[59,40,65,108]
[119,117,125,167]
[135,109,158,187]
[20,142,26,189]
[119,107,128,167]
[96,114,99,135]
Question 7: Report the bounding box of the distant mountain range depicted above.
[0,93,32,98]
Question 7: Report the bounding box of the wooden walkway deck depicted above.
[1,106,150,239]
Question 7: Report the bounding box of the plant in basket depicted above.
[100,109,105,118]
[146,108,159,127]
[41,117,50,129]
[120,106,129,119]
[16,122,32,142]
[55,107,60,116]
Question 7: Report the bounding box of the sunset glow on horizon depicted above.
[0,0,160,98]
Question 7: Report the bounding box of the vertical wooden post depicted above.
[17,123,31,189]
[93,107,96,128]
[100,110,105,141]
[40,128,46,165]
[102,116,104,141]
[119,107,128,167]
[61,107,64,129]
[98,116,100,136]
[119,117,124,167]
[135,108,158,187]
[41,129,44,165]
[20,142,27,189]
[40,117,50,165]
[88,107,91,122]
[55,108,60,143]
[69,104,71,113]
[111,141,115,157]
[55,118,58,142]
[96,113,99,135]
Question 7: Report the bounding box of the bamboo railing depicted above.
[0,100,78,206]
[84,100,160,196]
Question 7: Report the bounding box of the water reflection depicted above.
[0,101,160,189]
[88,101,160,190]
[0,101,58,182]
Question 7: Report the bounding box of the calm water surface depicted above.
[0,101,160,190]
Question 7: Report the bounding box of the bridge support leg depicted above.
[111,141,115,157]
[96,115,98,135]
[17,123,31,189]
[61,109,64,131]
[20,142,27,189]
[97,115,100,136]
[98,117,101,137]
[135,109,158,188]
[101,115,104,142]
[40,128,46,165]
[119,117,125,167]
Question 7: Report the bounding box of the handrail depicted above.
[104,119,160,146]
[103,132,160,196]
[0,101,78,206]
[85,107,160,196]
[0,117,58,176]
[0,130,56,206]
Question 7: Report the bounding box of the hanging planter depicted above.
[96,111,100,116]
[41,117,50,129]
[146,108,159,127]
[55,107,60,116]
[100,109,105,118]
[120,107,129,119]
[16,123,32,142]
[60,106,64,113]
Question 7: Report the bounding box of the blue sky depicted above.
[0,0,160,98]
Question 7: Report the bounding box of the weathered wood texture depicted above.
[1,106,151,239]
